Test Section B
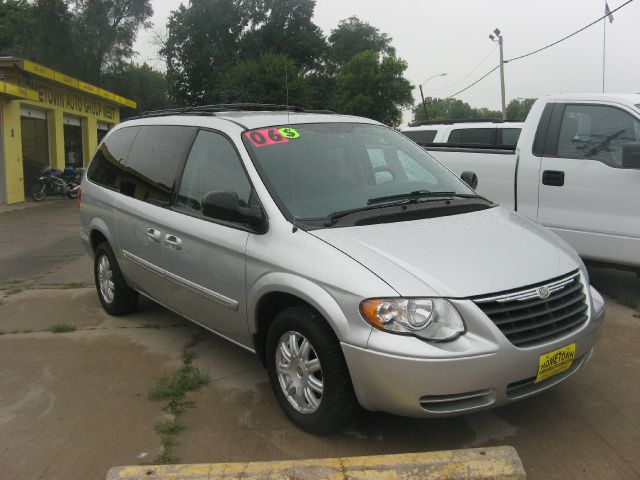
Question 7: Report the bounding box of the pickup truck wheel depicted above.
[266,305,356,435]
[94,242,138,316]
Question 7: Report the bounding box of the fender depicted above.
[247,271,372,349]
[86,216,116,256]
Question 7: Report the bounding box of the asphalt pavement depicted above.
[0,200,639,479]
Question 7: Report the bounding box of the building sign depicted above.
[10,75,116,121]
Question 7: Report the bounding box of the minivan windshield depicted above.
[242,122,479,222]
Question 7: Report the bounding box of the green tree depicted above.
[0,0,79,74]
[334,51,413,127]
[103,62,168,117]
[0,1,31,56]
[218,53,311,106]
[162,0,249,105]
[238,0,326,73]
[328,16,393,66]
[412,98,501,124]
[506,97,537,122]
[0,0,153,84]
[71,0,153,83]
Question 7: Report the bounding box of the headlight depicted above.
[360,298,465,342]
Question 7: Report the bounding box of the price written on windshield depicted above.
[244,127,300,148]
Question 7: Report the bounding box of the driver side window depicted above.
[556,104,640,167]
[177,130,252,217]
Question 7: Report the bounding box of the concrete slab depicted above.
[0,331,182,480]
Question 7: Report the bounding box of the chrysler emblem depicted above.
[537,286,550,299]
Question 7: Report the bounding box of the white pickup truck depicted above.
[404,94,640,271]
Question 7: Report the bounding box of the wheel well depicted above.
[90,230,108,252]
[253,292,311,365]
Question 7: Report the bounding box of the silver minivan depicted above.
[80,106,605,434]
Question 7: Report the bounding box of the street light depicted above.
[418,73,447,121]
[489,28,506,120]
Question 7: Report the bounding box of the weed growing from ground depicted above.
[149,364,209,402]
[149,329,208,464]
[154,418,185,436]
[50,324,76,334]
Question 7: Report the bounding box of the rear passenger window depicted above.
[448,128,496,145]
[403,130,437,145]
[176,130,253,218]
[122,126,197,206]
[87,127,139,190]
[499,128,521,147]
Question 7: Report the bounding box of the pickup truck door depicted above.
[536,102,640,267]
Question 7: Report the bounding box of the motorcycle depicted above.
[30,166,84,202]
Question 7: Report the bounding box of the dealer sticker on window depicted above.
[244,127,300,148]
[534,343,576,384]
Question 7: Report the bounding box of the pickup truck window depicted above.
[499,128,521,147]
[556,104,640,168]
[448,128,496,146]
[403,130,437,145]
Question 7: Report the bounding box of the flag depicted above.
[605,2,614,23]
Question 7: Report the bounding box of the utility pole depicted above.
[419,85,428,121]
[418,73,447,122]
[490,28,507,120]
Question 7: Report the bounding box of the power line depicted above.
[428,46,497,91]
[429,0,636,104]
[443,65,500,99]
[506,0,635,64]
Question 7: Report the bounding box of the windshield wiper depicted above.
[323,192,490,226]
[584,129,626,157]
[323,204,398,226]
[367,190,481,205]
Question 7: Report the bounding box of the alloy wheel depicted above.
[275,331,324,414]
[97,255,115,304]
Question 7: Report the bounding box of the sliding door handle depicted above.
[146,228,161,243]
[164,234,182,250]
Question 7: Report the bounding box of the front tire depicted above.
[94,242,138,316]
[266,305,356,434]
[30,183,47,201]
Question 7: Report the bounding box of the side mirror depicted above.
[461,171,478,190]
[202,190,266,231]
[622,142,640,169]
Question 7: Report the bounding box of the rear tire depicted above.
[30,183,46,201]
[94,242,138,316]
[266,305,357,434]
[66,183,79,199]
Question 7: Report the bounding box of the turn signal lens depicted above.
[359,298,464,342]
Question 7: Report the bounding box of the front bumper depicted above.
[342,288,605,417]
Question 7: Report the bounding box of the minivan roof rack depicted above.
[408,118,505,127]
[129,104,335,120]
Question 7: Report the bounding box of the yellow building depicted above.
[0,57,136,204]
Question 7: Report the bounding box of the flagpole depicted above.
[602,14,606,93]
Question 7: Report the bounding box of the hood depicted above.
[311,207,582,298]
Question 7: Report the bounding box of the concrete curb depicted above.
[106,446,525,479]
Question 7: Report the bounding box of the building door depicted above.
[97,121,110,144]
[20,106,50,193]
[63,115,83,168]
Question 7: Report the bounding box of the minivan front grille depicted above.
[473,271,588,348]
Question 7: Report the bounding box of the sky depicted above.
[133,0,640,122]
